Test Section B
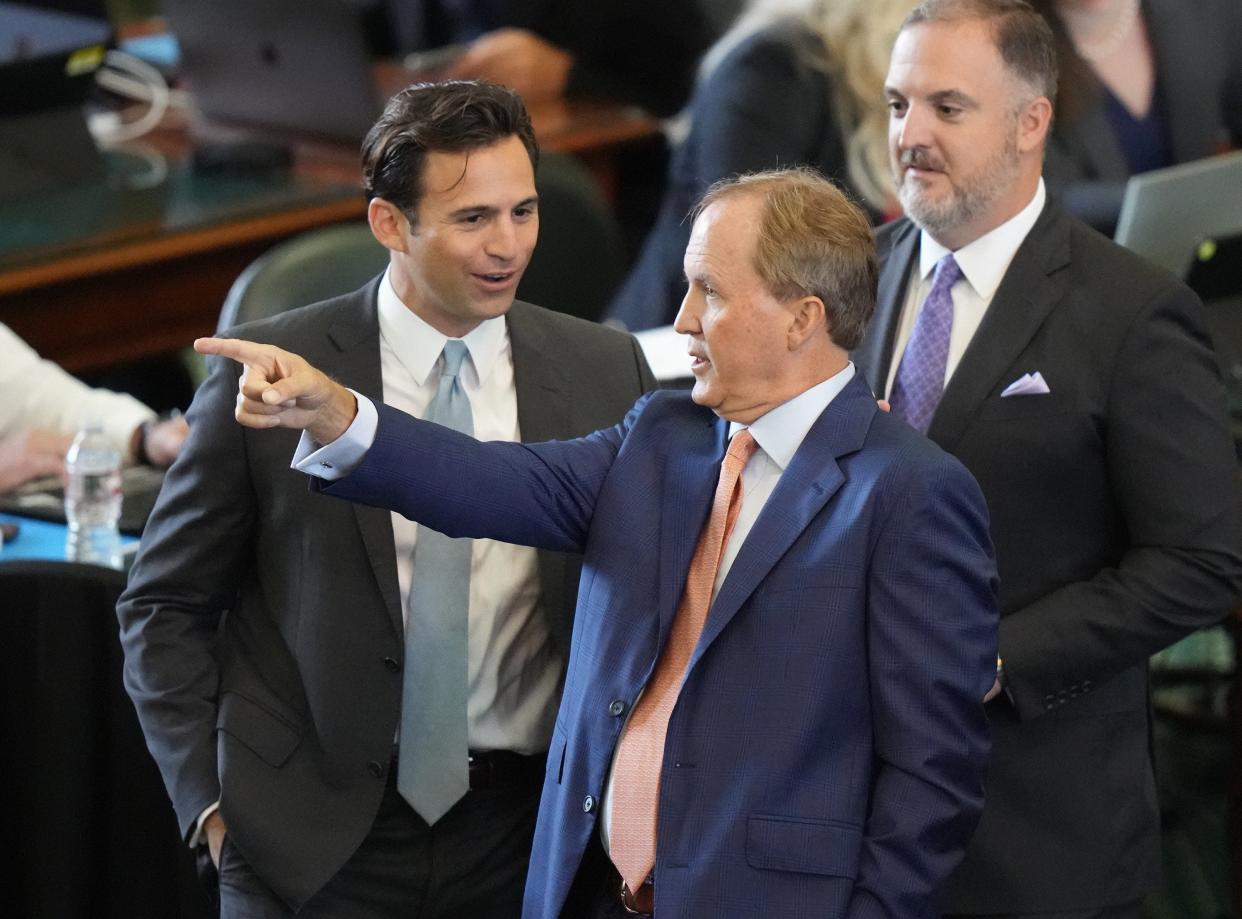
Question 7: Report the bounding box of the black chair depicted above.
[517,151,629,322]
[216,221,388,332]
[0,560,211,919]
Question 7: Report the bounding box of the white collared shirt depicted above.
[296,270,560,755]
[884,180,1047,397]
[599,362,857,852]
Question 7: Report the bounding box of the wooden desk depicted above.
[0,98,657,373]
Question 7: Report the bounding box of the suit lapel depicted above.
[855,221,919,396]
[927,200,1071,452]
[507,301,574,442]
[658,412,727,651]
[690,376,873,666]
[327,282,405,639]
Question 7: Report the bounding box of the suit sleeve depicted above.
[849,448,999,918]
[116,354,259,840]
[999,281,1242,721]
[320,394,652,552]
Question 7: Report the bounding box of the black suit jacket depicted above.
[855,199,1242,912]
[117,283,655,910]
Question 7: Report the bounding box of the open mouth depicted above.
[474,271,517,289]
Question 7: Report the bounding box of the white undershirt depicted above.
[884,180,1047,397]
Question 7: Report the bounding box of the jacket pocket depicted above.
[976,392,1074,421]
[745,814,862,878]
[216,691,302,767]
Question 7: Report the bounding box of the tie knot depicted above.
[931,254,963,292]
[725,429,759,472]
[440,340,469,380]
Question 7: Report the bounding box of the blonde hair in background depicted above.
[701,0,918,212]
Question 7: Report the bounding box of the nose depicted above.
[895,102,931,152]
[673,288,700,335]
[485,217,519,262]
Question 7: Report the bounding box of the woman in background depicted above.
[1033,0,1242,232]
[606,0,915,332]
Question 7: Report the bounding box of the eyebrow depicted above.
[928,89,977,109]
[447,196,539,220]
[883,87,978,110]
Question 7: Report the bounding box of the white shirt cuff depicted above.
[189,801,221,848]
[291,390,378,481]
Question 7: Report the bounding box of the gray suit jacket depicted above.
[855,199,1242,912]
[117,281,655,909]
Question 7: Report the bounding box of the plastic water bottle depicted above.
[64,420,123,568]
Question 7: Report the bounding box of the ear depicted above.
[1016,95,1053,155]
[787,295,827,350]
[368,198,410,253]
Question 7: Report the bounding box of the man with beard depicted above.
[854,1,1242,916]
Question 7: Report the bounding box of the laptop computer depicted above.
[163,0,382,143]
[1113,150,1242,277]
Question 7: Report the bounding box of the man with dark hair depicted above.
[118,80,654,917]
[197,166,1000,919]
[856,1,1242,915]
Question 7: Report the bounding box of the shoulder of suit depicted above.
[223,280,378,347]
[873,217,916,256]
[508,300,638,347]
[1056,209,1190,302]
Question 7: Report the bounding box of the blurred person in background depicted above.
[606,0,917,332]
[1031,0,1242,232]
[0,322,187,494]
[375,0,717,116]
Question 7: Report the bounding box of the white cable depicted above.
[90,48,186,145]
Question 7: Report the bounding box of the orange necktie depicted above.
[610,429,759,893]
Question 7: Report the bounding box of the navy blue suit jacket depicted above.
[323,375,999,918]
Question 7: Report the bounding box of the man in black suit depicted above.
[117,81,654,918]
[855,1,1242,916]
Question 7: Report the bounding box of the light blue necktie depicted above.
[398,340,473,824]
[888,254,964,434]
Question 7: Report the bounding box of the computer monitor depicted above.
[1113,151,1242,277]
[0,0,110,201]
[163,0,381,143]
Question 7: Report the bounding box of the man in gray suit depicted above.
[855,1,1242,916]
[117,81,654,918]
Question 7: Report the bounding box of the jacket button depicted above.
[367,760,384,778]
[383,656,401,672]
[582,795,596,813]
[609,700,626,717]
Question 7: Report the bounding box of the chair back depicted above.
[518,151,628,322]
[217,221,387,331]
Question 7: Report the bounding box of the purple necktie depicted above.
[889,254,963,433]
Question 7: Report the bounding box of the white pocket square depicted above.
[1000,371,1050,397]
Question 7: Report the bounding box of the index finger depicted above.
[195,337,277,370]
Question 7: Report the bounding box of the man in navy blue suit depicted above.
[197,167,999,918]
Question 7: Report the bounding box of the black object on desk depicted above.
[191,140,293,178]
[0,465,165,536]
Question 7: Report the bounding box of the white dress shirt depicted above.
[885,179,1047,397]
[0,322,154,461]
[599,362,857,852]
[296,270,561,755]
